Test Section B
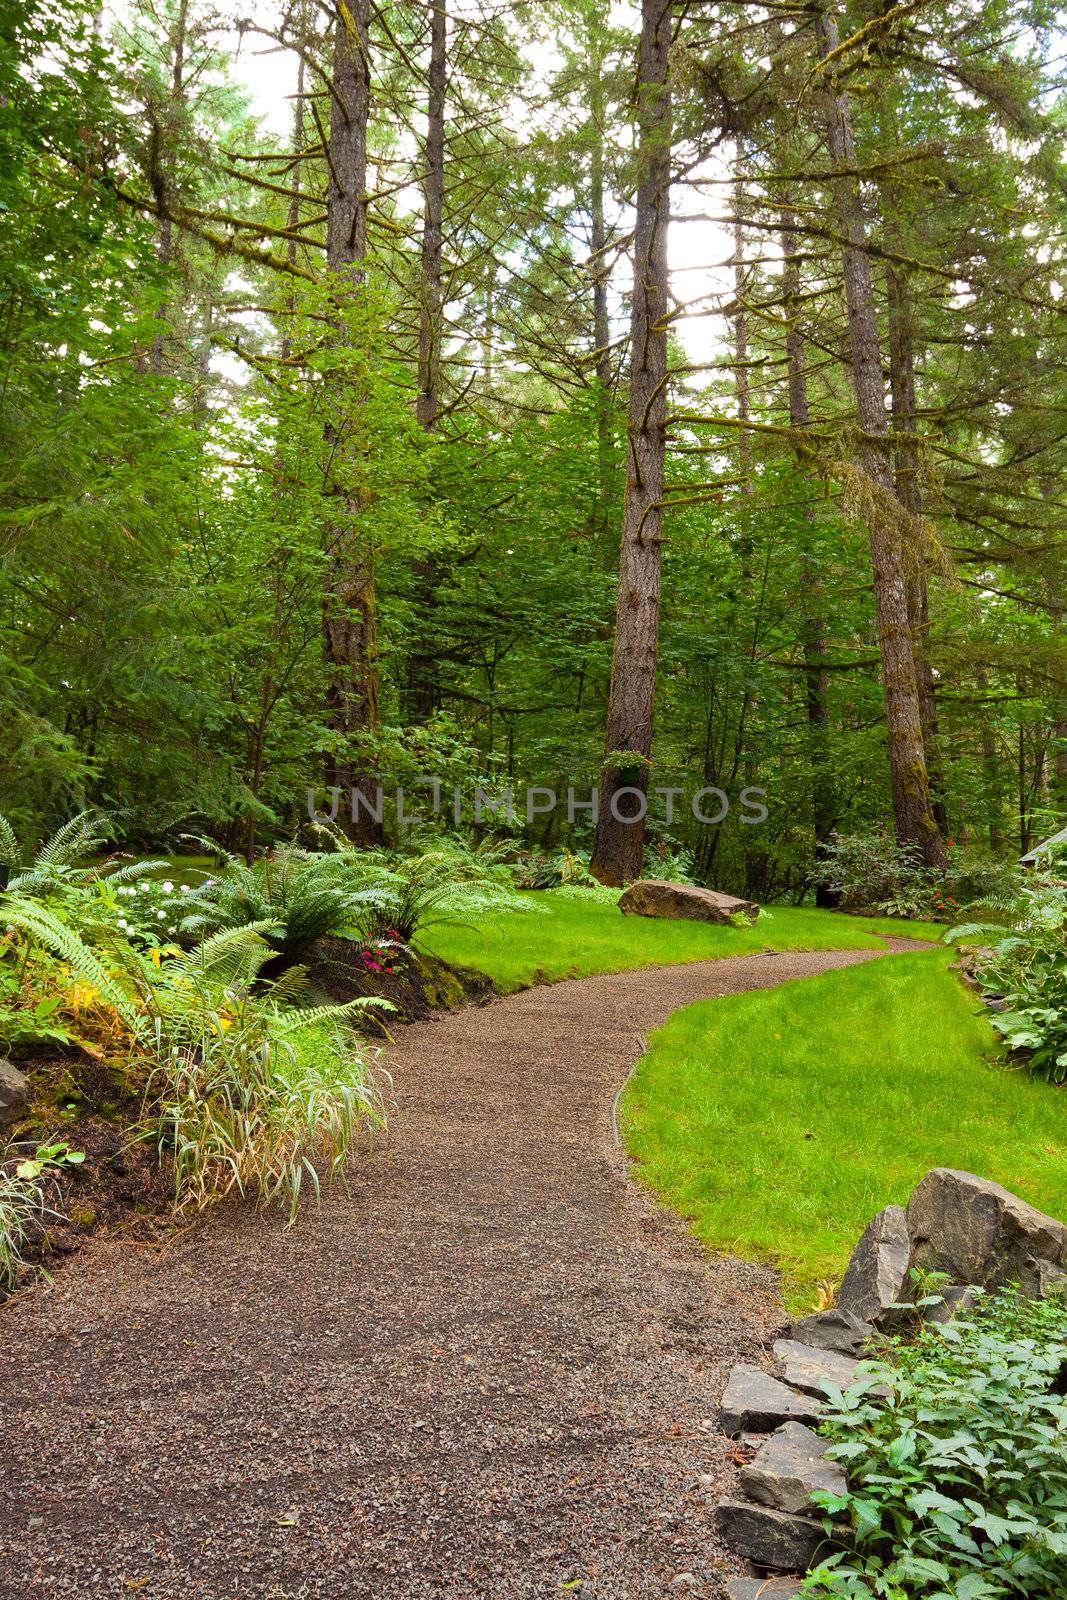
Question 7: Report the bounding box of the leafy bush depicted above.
[811,831,1020,921]
[805,1287,1067,1599]
[130,927,387,1221]
[948,868,1067,1082]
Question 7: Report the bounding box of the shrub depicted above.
[812,831,1021,921]
[805,1287,1067,1599]
[130,926,386,1221]
[948,867,1067,1082]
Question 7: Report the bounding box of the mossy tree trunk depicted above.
[816,8,945,870]
[591,0,671,887]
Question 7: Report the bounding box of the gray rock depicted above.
[0,1058,29,1130]
[1038,1259,1067,1297]
[716,1499,827,1571]
[720,1364,825,1434]
[726,1582,804,1600]
[618,879,759,925]
[907,1168,1067,1297]
[837,1204,911,1325]
[740,1421,846,1515]
[784,1308,873,1356]
[772,1339,859,1398]
[922,1284,983,1325]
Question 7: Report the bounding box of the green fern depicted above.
[0,814,18,867]
[0,895,139,1026]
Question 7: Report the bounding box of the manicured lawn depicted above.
[421,891,944,992]
[622,950,1067,1309]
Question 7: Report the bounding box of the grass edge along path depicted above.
[421,891,943,993]
[621,948,1067,1310]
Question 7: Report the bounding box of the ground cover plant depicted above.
[0,825,391,1275]
[804,1287,1067,1598]
[948,864,1067,1084]
[621,951,1067,1305]
[423,892,944,993]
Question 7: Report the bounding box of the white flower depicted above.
[139,882,151,893]
[162,881,174,893]
[118,918,129,929]
[156,909,166,919]
[180,884,191,893]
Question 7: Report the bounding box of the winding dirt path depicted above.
[0,943,921,1600]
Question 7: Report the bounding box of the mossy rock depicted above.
[305,937,495,1026]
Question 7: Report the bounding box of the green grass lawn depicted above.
[622,949,1067,1310]
[421,891,944,992]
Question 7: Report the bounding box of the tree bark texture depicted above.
[817,8,945,869]
[591,0,671,886]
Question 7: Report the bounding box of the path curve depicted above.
[0,942,921,1600]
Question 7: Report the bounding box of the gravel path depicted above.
[0,942,920,1599]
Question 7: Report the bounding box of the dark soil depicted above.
[307,935,496,1026]
[0,1049,171,1300]
[0,944,912,1600]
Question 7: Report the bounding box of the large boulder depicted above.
[907,1168,1067,1296]
[618,879,759,925]
[0,1058,29,1130]
[836,1204,911,1326]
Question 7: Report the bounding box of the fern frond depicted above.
[100,858,168,886]
[35,810,105,869]
[271,996,395,1036]
[2,899,138,1025]
[0,814,18,866]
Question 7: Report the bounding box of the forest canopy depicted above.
[2,0,1065,898]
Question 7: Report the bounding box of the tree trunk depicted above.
[407,0,447,721]
[416,0,446,431]
[589,27,616,559]
[782,199,837,901]
[816,9,945,869]
[322,0,381,841]
[885,264,949,835]
[591,0,671,886]
[149,0,189,374]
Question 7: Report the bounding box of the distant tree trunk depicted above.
[322,0,381,841]
[975,668,1004,850]
[417,0,446,430]
[733,166,768,899]
[1049,598,1067,814]
[782,199,837,902]
[407,0,447,721]
[149,0,189,374]
[591,0,671,886]
[886,265,949,836]
[816,10,945,869]
[588,24,615,558]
